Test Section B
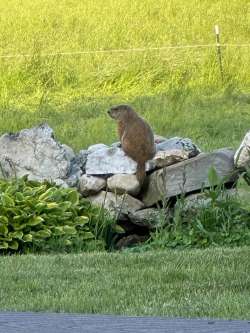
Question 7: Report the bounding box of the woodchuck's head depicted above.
[107,104,134,121]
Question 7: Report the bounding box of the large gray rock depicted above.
[142,148,237,207]
[234,131,250,169]
[78,175,106,196]
[88,191,144,218]
[0,124,81,185]
[86,146,155,175]
[107,174,140,196]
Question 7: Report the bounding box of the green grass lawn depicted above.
[0,247,249,319]
[0,1,250,320]
[0,0,249,151]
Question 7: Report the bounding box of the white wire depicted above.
[0,43,249,59]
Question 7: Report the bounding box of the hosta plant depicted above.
[0,176,108,253]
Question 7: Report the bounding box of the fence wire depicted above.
[0,43,249,59]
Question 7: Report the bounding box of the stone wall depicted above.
[0,124,249,248]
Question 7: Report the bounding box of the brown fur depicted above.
[108,105,156,185]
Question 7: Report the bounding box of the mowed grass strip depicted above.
[0,247,249,319]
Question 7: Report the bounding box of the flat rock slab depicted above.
[0,313,249,333]
[143,148,236,207]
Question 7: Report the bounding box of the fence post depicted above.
[214,25,224,82]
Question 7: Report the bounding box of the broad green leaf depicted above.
[15,192,24,201]
[8,240,19,250]
[0,242,8,249]
[33,229,52,239]
[62,212,74,218]
[53,226,65,236]
[39,188,56,200]
[46,202,58,209]
[13,215,26,223]
[1,193,15,207]
[64,239,72,246]
[23,234,33,242]
[58,201,72,211]
[23,187,33,196]
[0,234,12,241]
[67,190,79,205]
[5,186,15,195]
[74,216,89,226]
[0,216,8,224]
[63,225,77,235]
[35,202,47,211]
[27,216,44,226]
[9,231,23,239]
[0,224,8,235]
[6,207,21,215]
[112,224,126,234]
[32,185,47,195]
[81,231,94,240]
[12,223,27,231]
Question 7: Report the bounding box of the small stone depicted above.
[128,208,167,229]
[87,143,108,153]
[153,149,189,168]
[88,191,144,218]
[78,175,106,196]
[154,134,166,144]
[107,174,140,196]
[156,137,200,157]
[53,179,69,188]
[111,142,122,148]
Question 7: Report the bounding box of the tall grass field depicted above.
[0,0,249,150]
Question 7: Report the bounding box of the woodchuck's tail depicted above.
[136,162,146,186]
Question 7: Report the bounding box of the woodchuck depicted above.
[108,104,156,185]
